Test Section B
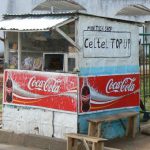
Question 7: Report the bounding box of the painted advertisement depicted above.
[4,70,78,112]
[80,74,140,113]
[83,30,131,58]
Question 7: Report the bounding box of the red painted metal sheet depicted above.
[79,74,140,113]
[4,70,78,112]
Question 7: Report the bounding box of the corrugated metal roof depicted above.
[0,11,142,32]
[0,16,70,31]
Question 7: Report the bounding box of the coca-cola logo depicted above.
[106,78,136,93]
[28,76,62,93]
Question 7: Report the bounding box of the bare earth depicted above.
[0,134,150,150]
[0,144,42,150]
[106,121,150,150]
[106,134,150,150]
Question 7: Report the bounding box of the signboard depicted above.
[83,30,131,58]
[4,70,78,112]
[79,74,140,113]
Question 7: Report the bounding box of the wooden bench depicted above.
[66,133,121,150]
[87,111,139,138]
[66,133,107,150]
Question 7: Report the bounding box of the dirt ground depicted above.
[1,133,149,150]
[0,144,42,150]
[0,123,150,150]
[106,134,150,150]
[106,121,150,150]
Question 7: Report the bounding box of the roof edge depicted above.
[2,11,143,26]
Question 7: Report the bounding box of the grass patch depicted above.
[140,76,150,111]
[0,91,2,111]
[0,104,2,111]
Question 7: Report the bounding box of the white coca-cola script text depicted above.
[28,76,62,93]
[106,78,136,93]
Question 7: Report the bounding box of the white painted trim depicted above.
[78,106,139,115]
[3,103,78,115]
[79,72,140,78]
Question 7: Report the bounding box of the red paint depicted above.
[3,70,140,113]
[4,70,78,112]
[79,74,140,113]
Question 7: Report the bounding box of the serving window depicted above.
[5,20,78,73]
[43,53,65,72]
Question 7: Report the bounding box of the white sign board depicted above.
[83,30,131,57]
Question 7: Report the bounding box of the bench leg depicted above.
[132,116,138,138]
[67,137,73,150]
[92,142,104,150]
[126,116,137,138]
[67,137,78,150]
[88,122,101,137]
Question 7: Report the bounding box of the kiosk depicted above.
[0,12,140,139]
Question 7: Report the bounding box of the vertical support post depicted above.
[18,32,21,69]
[67,137,73,150]
[4,32,9,68]
[88,122,101,137]
[132,116,137,138]
[126,116,137,138]
[142,26,146,107]
[92,142,104,150]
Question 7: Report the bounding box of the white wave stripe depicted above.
[90,87,119,101]
[90,98,121,104]
[67,89,77,93]
[90,89,139,104]
[13,81,77,100]
[13,93,48,100]
[13,81,43,98]
[13,91,77,100]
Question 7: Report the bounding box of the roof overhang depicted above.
[0,16,76,32]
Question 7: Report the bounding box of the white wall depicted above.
[74,0,150,21]
[3,105,77,138]
[77,15,139,70]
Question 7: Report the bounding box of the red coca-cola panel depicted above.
[79,74,140,113]
[4,70,78,112]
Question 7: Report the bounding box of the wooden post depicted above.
[67,137,73,150]
[132,116,137,138]
[4,32,9,67]
[88,122,101,137]
[18,32,21,69]
[92,142,104,150]
[126,116,137,138]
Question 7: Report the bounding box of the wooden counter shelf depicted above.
[66,133,121,150]
[87,111,139,138]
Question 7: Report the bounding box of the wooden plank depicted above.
[66,133,106,150]
[104,146,121,150]
[92,142,104,150]
[132,116,138,138]
[66,133,107,143]
[67,137,73,150]
[126,116,137,138]
[88,122,102,137]
[87,111,138,138]
[83,139,90,150]
[88,112,138,123]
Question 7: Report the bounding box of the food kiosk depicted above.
[0,12,140,139]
